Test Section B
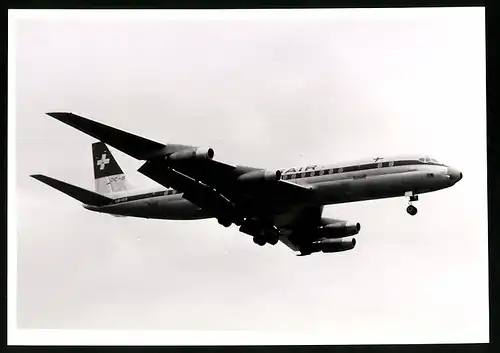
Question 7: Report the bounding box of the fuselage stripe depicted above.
[281,160,442,180]
[110,160,442,205]
[112,189,178,204]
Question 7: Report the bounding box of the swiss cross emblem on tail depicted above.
[97,153,110,170]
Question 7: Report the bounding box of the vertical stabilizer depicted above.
[92,142,132,194]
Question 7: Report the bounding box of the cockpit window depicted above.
[419,156,439,163]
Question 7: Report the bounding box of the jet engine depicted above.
[317,221,361,239]
[167,147,214,162]
[313,238,356,253]
[237,170,282,185]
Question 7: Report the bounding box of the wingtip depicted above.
[46,112,70,119]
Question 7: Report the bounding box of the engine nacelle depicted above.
[167,147,214,162]
[237,169,282,185]
[317,221,361,239]
[313,238,356,253]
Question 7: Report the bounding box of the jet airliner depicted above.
[31,113,463,256]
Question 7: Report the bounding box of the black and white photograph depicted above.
[9,8,487,345]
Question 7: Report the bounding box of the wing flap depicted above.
[137,161,237,219]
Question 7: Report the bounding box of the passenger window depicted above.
[290,174,295,179]
[282,174,288,180]
[319,170,324,176]
[338,167,343,173]
[301,172,306,178]
[377,162,382,168]
[329,169,334,174]
[309,171,315,177]
[388,161,394,167]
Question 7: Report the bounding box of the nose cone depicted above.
[447,167,463,183]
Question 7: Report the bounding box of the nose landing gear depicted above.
[405,192,419,216]
[406,205,418,216]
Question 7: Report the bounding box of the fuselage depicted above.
[84,155,462,220]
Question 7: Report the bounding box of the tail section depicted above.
[31,174,113,206]
[93,142,133,195]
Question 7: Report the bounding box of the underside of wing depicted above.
[273,206,324,251]
[137,159,242,222]
[137,157,316,220]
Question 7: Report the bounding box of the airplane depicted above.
[31,112,463,256]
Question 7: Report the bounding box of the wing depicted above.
[272,206,324,251]
[47,112,194,160]
[137,158,315,219]
[47,112,316,219]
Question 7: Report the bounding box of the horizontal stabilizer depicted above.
[46,112,194,160]
[31,174,113,206]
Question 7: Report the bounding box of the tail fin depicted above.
[92,142,133,195]
[31,174,113,206]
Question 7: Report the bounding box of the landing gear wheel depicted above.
[405,192,419,216]
[253,237,266,246]
[218,218,232,227]
[267,235,279,246]
[406,205,418,216]
[262,229,280,246]
[233,215,244,227]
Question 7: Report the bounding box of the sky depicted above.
[10,8,487,344]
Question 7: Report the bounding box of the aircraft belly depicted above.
[156,197,211,220]
[100,196,212,220]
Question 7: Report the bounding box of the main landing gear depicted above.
[217,214,244,228]
[405,192,418,216]
[218,218,232,228]
[253,236,267,246]
[252,229,280,247]
[239,217,281,247]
